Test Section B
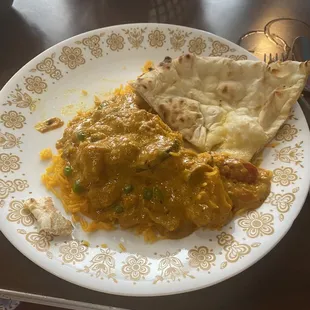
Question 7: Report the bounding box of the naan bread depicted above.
[130,54,310,161]
[24,197,73,236]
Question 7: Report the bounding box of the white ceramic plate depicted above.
[0,23,309,296]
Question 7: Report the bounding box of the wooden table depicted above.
[1,0,310,309]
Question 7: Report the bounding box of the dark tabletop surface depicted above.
[1,0,310,309]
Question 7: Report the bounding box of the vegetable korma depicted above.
[42,92,271,241]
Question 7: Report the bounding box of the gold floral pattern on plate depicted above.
[265,188,299,214]
[4,85,37,111]
[217,232,251,264]
[25,231,53,252]
[153,251,194,284]
[24,76,47,94]
[273,142,304,167]
[0,111,26,130]
[59,240,88,264]
[224,241,251,263]
[79,35,104,58]
[0,200,5,208]
[0,132,22,149]
[188,36,207,55]
[272,166,298,186]
[168,28,191,51]
[229,55,248,60]
[0,153,20,173]
[148,29,166,48]
[59,46,86,69]
[275,124,298,142]
[238,210,274,238]
[7,200,35,226]
[0,178,29,199]
[210,40,229,56]
[121,255,151,281]
[46,251,53,259]
[123,27,146,49]
[36,55,63,80]
[217,231,234,246]
[79,248,117,282]
[106,33,125,52]
[188,246,215,271]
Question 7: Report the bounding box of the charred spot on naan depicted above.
[130,54,310,161]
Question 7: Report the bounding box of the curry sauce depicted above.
[43,93,272,241]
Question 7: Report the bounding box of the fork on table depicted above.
[263,52,285,63]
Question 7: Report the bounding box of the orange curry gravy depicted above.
[55,93,272,240]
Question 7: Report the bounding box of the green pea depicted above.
[114,204,124,214]
[73,180,83,193]
[76,131,86,141]
[123,184,133,194]
[167,140,180,153]
[153,186,164,202]
[64,166,72,177]
[143,188,153,200]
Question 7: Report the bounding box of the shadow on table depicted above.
[0,8,46,88]
[64,0,203,31]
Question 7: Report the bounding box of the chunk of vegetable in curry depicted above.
[35,117,64,133]
[52,93,272,240]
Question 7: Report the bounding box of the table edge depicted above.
[0,289,129,310]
